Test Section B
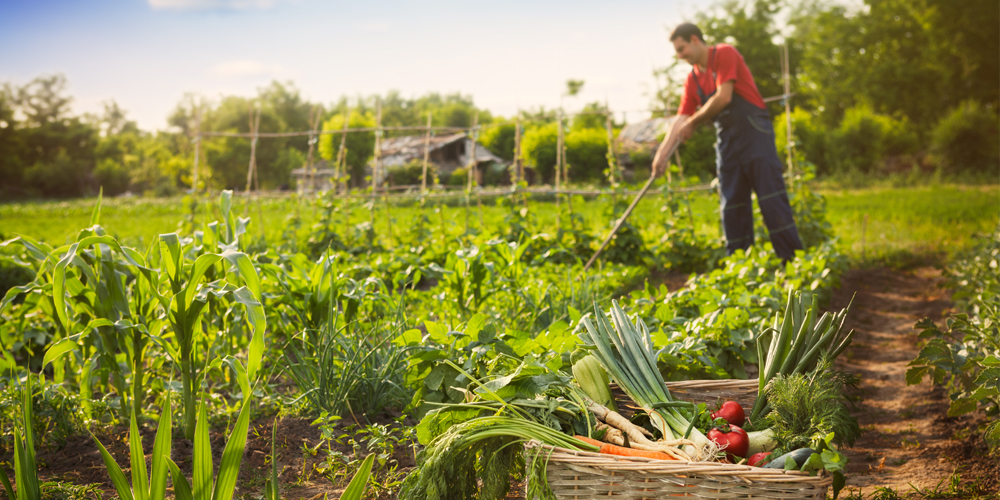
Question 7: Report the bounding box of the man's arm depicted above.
[686,80,733,129]
[653,81,734,176]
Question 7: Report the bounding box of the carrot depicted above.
[574,435,605,448]
[574,436,677,461]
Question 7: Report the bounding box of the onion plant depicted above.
[283,277,411,419]
[579,300,711,455]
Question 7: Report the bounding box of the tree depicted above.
[480,121,516,161]
[521,123,558,183]
[317,110,376,188]
[12,74,73,126]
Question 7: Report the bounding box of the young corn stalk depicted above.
[152,191,266,438]
[0,374,41,500]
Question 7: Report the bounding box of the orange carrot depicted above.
[574,436,677,461]
[574,435,605,448]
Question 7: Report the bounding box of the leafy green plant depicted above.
[907,232,1000,450]
[282,283,412,419]
[907,314,1000,447]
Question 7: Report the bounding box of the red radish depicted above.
[707,420,749,462]
[711,401,746,427]
[748,452,772,467]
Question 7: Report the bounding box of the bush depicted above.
[565,128,609,182]
[481,161,508,186]
[672,124,716,181]
[480,122,516,161]
[930,100,1000,174]
[447,167,468,186]
[774,109,827,173]
[94,158,130,195]
[387,159,434,186]
[24,148,90,198]
[521,123,558,183]
[825,105,918,174]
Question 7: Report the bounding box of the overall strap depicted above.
[691,46,718,104]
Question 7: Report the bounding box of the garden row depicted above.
[907,230,1000,452]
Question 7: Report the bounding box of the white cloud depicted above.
[148,0,292,11]
[210,60,284,78]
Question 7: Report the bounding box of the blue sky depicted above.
[1,0,703,131]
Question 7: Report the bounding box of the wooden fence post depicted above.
[244,103,260,210]
[421,112,432,195]
[371,98,381,229]
[305,104,322,193]
[192,108,201,193]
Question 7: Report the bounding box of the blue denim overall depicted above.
[693,48,803,260]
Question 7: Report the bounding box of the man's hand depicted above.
[652,114,691,176]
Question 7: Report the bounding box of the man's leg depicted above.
[718,162,754,255]
[749,156,803,260]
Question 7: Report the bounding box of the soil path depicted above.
[833,267,998,497]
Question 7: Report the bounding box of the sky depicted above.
[0,0,703,131]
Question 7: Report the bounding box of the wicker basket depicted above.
[525,379,833,499]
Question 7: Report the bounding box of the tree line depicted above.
[1,0,996,200]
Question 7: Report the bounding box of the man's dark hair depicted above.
[670,23,704,42]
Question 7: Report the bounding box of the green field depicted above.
[3,183,996,268]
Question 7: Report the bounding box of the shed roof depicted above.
[617,117,677,144]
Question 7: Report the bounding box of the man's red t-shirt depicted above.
[677,43,767,116]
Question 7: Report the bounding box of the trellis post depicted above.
[191,108,201,193]
[305,104,322,193]
[421,112,432,195]
[371,98,381,229]
[244,103,261,209]
[782,42,795,176]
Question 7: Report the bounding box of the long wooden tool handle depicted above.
[582,141,681,272]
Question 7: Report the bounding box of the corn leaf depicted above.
[211,399,252,500]
[167,458,193,500]
[341,454,375,500]
[193,402,212,500]
[149,400,172,500]
[129,410,150,500]
[92,432,135,500]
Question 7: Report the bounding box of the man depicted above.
[653,23,803,260]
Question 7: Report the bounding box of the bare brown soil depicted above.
[833,267,999,497]
[26,412,416,500]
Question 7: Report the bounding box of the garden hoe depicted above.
[583,139,682,272]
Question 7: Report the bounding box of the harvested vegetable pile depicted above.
[399,290,860,499]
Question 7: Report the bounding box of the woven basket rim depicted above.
[524,441,832,486]
[663,378,760,391]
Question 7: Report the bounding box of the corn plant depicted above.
[93,388,256,500]
[168,397,252,500]
[40,224,166,422]
[155,190,266,439]
[0,374,41,500]
[93,399,173,500]
[4,194,165,421]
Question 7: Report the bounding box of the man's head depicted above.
[670,23,707,66]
